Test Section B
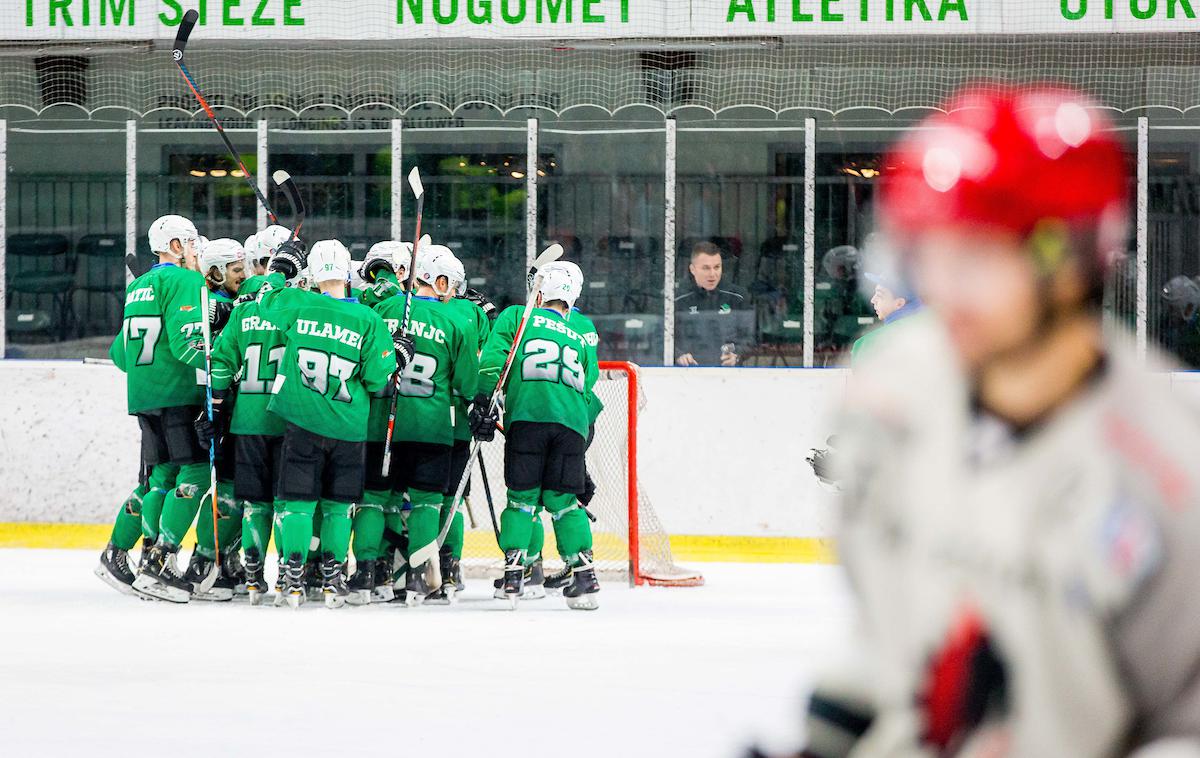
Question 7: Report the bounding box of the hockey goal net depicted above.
[460,361,703,587]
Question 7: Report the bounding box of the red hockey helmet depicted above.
[879,85,1129,272]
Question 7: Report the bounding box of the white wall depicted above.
[5,360,1197,536]
[0,360,847,535]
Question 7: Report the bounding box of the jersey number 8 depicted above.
[398,354,438,398]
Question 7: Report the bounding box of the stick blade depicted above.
[172,9,199,62]
[408,167,424,199]
[534,243,564,268]
[272,170,291,186]
[419,233,431,249]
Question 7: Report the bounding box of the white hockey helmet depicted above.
[540,261,583,299]
[307,240,352,284]
[414,244,465,298]
[366,241,412,276]
[199,238,245,285]
[243,232,258,256]
[254,225,293,261]
[148,214,199,257]
[538,265,580,309]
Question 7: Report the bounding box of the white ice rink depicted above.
[1,550,852,758]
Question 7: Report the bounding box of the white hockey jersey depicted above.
[829,314,1200,758]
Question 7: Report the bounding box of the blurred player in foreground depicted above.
[792,86,1200,757]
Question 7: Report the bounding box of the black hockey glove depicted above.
[468,393,499,442]
[268,239,307,281]
[359,256,394,284]
[208,298,233,333]
[194,389,230,451]
[463,288,497,321]
[392,331,416,373]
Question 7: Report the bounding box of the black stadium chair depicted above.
[6,233,75,340]
[71,234,127,337]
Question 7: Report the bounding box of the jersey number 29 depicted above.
[521,338,584,392]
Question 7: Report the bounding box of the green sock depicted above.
[439,495,465,559]
[544,489,592,565]
[499,487,539,553]
[319,501,353,563]
[352,493,387,563]
[157,463,210,548]
[109,485,147,551]
[278,500,317,564]
[525,507,546,565]
[195,481,240,560]
[141,463,178,542]
[243,501,273,564]
[406,489,443,570]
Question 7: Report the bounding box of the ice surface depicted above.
[1,550,852,758]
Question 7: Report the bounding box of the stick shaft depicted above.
[437,272,547,547]
[174,60,278,224]
[200,286,221,571]
[382,188,425,476]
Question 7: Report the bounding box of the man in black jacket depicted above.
[674,241,752,366]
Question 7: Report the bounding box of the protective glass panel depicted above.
[539,120,666,366]
[1147,120,1200,368]
[6,122,125,358]
[676,122,807,367]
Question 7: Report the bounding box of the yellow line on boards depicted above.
[0,523,837,564]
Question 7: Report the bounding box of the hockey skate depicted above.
[562,551,599,611]
[370,557,395,603]
[425,548,461,605]
[184,550,234,602]
[95,541,138,597]
[404,555,440,608]
[543,563,573,593]
[222,547,248,598]
[272,559,287,607]
[283,553,306,609]
[497,549,526,610]
[346,558,376,606]
[321,555,350,609]
[244,550,268,606]
[303,554,323,602]
[492,558,545,600]
[132,541,192,603]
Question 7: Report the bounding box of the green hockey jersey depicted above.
[374,295,478,446]
[257,272,395,442]
[478,305,597,440]
[210,279,287,437]
[110,262,207,415]
[446,296,491,442]
[567,307,604,426]
[363,274,405,443]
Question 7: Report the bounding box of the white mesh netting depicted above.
[5,31,1200,120]
[459,362,703,586]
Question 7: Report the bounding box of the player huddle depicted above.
[95,213,603,611]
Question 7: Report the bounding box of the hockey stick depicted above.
[172,9,279,224]
[477,453,501,546]
[125,253,150,279]
[436,243,564,548]
[196,284,222,595]
[272,170,306,240]
[381,167,425,476]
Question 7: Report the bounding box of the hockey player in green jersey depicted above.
[199,272,288,605]
[373,245,478,605]
[471,264,601,610]
[426,267,496,603]
[345,240,411,604]
[95,214,211,603]
[490,260,603,599]
[257,239,399,608]
[239,225,292,297]
[181,238,249,600]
